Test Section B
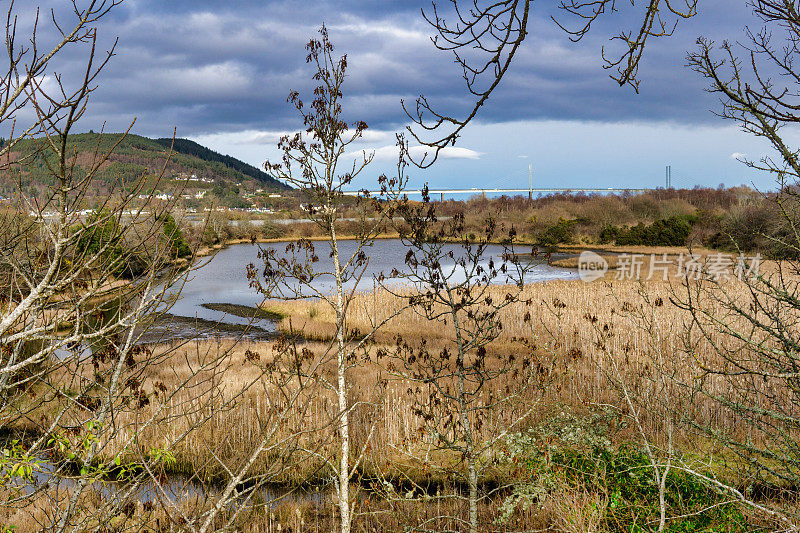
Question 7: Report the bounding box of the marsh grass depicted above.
[8,276,797,530]
[264,276,796,452]
[19,276,794,482]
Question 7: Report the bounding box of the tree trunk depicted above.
[468,452,478,533]
[331,222,351,533]
[451,304,478,533]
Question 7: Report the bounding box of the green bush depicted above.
[75,210,129,277]
[605,215,698,246]
[498,410,749,531]
[538,218,578,245]
[201,225,220,246]
[599,224,621,244]
[159,214,191,258]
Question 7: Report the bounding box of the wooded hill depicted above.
[1,133,289,197]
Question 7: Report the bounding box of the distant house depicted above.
[177,173,211,183]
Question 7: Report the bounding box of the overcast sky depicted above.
[18,0,796,191]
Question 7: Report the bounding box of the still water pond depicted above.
[163,239,578,332]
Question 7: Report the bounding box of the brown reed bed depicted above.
[8,275,796,531]
[261,275,793,449]
[20,275,791,481]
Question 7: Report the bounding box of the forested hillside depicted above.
[1,133,289,198]
[154,137,283,186]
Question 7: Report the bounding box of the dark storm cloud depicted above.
[22,0,763,136]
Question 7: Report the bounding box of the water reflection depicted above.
[165,240,578,329]
[24,458,329,508]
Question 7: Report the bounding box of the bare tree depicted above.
[0,1,193,528]
[630,3,800,527]
[371,184,541,533]
[0,3,331,531]
[672,247,800,529]
[404,0,699,166]
[578,285,684,533]
[248,26,410,533]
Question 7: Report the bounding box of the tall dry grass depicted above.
[25,275,785,486]
[264,276,785,447]
[13,275,795,530]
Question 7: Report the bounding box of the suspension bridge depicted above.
[341,186,652,201]
[342,165,664,201]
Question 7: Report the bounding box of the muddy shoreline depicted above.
[134,312,280,344]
